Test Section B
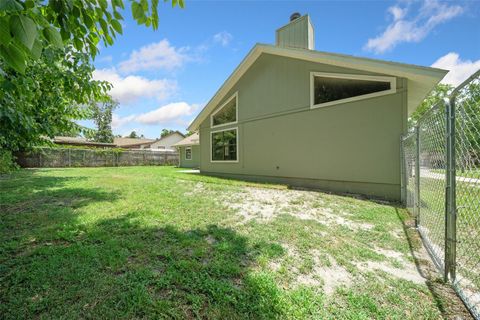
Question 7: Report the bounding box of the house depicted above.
[172,133,200,168]
[53,136,116,148]
[113,137,156,149]
[114,132,185,150]
[186,13,448,201]
[149,131,185,151]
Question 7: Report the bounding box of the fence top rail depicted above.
[450,69,480,99]
[30,146,177,154]
[402,131,416,141]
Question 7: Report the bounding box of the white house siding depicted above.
[149,133,185,151]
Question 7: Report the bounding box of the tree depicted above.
[0,0,184,154]
[0,46,110,151]
[91,100,118,143]
[128,131,139,139]
[409,84,453,126]
[0,0,184,73]
[160,129,175,138]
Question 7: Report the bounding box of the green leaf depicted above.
[111,20,122,34]
[30,38,42,59]
[99,18,108,35]
[0,0,23,11]
[131,2,144,21]
[60,29,69,41]
[112,0,124,9]
[113,11,123,20]
[10,15,37,50]
[44,27,63,48]
[0,43,26,73]
[84,13,94,29]
[98,0,108,9]
[74,37,83,51]
[105,34,113,46]
[0,17,11,44]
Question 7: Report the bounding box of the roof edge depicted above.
[188,44,448,131]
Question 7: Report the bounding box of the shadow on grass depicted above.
[0,171,287,319]
[394,208,472,319]
[1,216,286,319]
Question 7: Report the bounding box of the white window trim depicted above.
[310,72,396,109]
[185,146,192,160]
[210,92,238,129]
[210,127,239,163]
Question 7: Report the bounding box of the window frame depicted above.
[210,92,238,129]
[185,146,192,160]
[310,72,396,109]
[210,127,239,163]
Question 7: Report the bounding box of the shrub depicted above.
[0,149,18,174]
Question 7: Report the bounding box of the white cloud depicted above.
[136,102,200,125]
[118,39,190,73]
[111,113,136,129]
[431,52,480,86]
[93,68,177,104]
[213,31,233,47]
[110,102,200,129]
[365,0,464,54]
[98,55,113,63]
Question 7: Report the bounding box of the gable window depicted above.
[211,128,238,162]
[211,92,238,128]
[310,72,396,109]
[185,147,192,160]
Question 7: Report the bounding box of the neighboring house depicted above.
[186,13,448,201]
[149,131,185,151]
[113,137,156,149]
[172,133,200,168]
[54,136,116,148]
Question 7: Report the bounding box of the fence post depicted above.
[414,126,421,228]
[400,137,406,205]
[444,97,457,282]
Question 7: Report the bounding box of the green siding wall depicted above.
[178,145,200,168]
[199,54,408,200]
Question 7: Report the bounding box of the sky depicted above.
[87,0,480,139]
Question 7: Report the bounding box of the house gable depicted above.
[189,44,447,131]
[200,53,407,130]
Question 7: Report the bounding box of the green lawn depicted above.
[432,168,480,179]
[0,167,468,319]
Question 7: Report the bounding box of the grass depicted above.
[0,166,467,319]
[431,168,480,179]
[416,175,480,307]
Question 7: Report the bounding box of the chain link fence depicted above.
[401,69,480,319]
[16,147,179,168]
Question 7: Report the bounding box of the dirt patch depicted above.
[224,186,373,230]
[272,245,353,296]
[184,182,205,196]
[355,260,425,284]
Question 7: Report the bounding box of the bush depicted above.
[0,149,18,174]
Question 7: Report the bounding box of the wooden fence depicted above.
[16,147,179,168]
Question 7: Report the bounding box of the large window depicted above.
[185,147,192,160]
[211,128,237,162]
[211,92,237,128]
[310,72,396,109]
